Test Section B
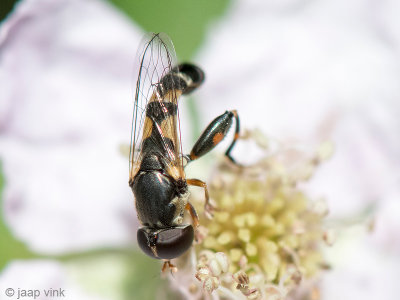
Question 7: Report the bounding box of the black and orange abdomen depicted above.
[139,63,205,173]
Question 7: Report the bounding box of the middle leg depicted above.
[186,178,215,218]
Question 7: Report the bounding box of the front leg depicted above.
[161,260,177,274]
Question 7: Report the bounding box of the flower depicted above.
[169,131,334,299]
[194,1,400,299]
[197,0,400,217]
[1,0,400,299]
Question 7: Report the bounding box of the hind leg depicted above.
[187,110,240,164]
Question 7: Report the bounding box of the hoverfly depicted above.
[129,33,240,271]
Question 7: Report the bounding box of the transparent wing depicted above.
[129,33,184,181]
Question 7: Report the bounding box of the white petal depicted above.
[371,190,400,253]
[196,1,400,299]
[375,0,400,51]
[0,260,109,300]
[197,0,400,215]
[322,228,400,300]
[0,0,143,253]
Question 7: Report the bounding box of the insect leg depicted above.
[186,178,215,218]
[185,202,199,228]
[161,260,177,274]
[187,110,240,164]
[185,202,207,242]
[224,110,240,163]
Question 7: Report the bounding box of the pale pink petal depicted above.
[0,0,143,253]
[197,0,400,216]
[321,230,400,300]
[0,260,109,300]
[373,0,400,51]
[196,1,400,298]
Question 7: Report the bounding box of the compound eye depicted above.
[137,225,194,260]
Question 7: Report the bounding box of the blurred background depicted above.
[1,0,399,299]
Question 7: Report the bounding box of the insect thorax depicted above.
[132,170,188,228]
